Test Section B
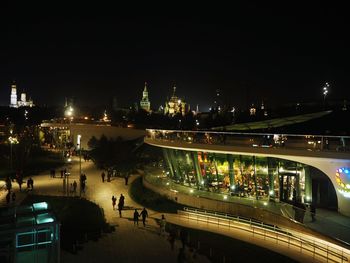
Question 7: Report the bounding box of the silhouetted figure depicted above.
[133,209,139,226]
[180,228,188,248]
[12,192,16,202]
[119,194,125,209]
[112,196,117,210]
[6,191,11,205]
[310,203,316,222]
[140,208,148,227]
[118,202,123,217]
[101,172,106,183]
[168,228,176,251]
[160,214,166,236]
[125,174,129,185]
[73,180,77,193]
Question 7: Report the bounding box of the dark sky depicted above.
[1,2,349,110]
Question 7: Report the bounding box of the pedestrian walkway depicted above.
[0,157,209,263]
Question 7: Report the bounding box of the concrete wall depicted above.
[145,138,350,216]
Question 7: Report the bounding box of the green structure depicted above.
[0,202,60,263]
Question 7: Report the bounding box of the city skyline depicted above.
[1,3,349,109]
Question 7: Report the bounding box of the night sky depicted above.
[1,3,349,110]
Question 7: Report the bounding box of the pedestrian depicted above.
[81,181,86,193]
[159,214,166,236]
[52,169,56,178]
[310,203,316,222]
[6,177,12,191]
[60,170,64,178]
[6,191,11,205]
[124,174,129,185]
[107,172,111,182]
[168,228,176,251]
[140,208,148,227]
[180,228,188,248]
[133,209,139,226]
[118,201,123,217]
[112,196,116,210]
[17,176,23,192]
[73,180,77,193]
[101,172,105,183]
[119,194,125,209]
[70,183,73,193]
[12,192,16,202]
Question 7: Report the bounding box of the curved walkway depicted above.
[0,158,209,263]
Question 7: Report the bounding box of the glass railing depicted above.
[145,129,350,153]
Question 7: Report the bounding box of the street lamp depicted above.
[8,131,19,170]
[77,135,82,197]
[323,82,330,109]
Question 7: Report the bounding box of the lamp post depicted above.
[323,82,329,109]
[77,135,82,197]
[10,139,13,170]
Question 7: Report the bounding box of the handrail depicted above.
[146,128,350,139]
[179,207,350,263]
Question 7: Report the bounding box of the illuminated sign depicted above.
[335,168,350,198]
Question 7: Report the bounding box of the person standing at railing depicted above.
[310,203,316,222]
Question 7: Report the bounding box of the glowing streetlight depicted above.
[65,106,74,117]
[323,82,330,108]
[8,132,19,170]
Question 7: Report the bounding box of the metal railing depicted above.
[146,129,350,153]
[179,207,350,263]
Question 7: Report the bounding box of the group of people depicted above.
[102,171,130,185]
[69,180,78,193]
[112,194,125,217]
[133,208,149,227]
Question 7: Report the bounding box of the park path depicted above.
[1,157,209,263]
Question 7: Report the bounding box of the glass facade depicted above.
[162,148,312,204]
[0,202,60,263]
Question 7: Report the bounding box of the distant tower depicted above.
[21,92,26,103]
[249,104,256,116]
[10,82,18,107]
[343,100,348,111]
[261,101,265,110]
[140,82,151,112]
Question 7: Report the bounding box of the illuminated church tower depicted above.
[140,82,151,112]
[10,82,18,108]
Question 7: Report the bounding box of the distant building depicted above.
[164,86,187,116]
[140,82,151,112]
[249,104,256,116]
[9,82,34,108]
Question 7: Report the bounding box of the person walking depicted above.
[119,194,125,209]
[29,177,34,190]
[180,228,188,248]
[133,209,140,226]
[73,180,77,193]
[101,172,105,183]
[124,174,129,185]
[159,214,166,236]
[310,203,316,222]
[112,196,117,210]
[6,191,11,205]
[140,208,148,227]
[117,200,123,217]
